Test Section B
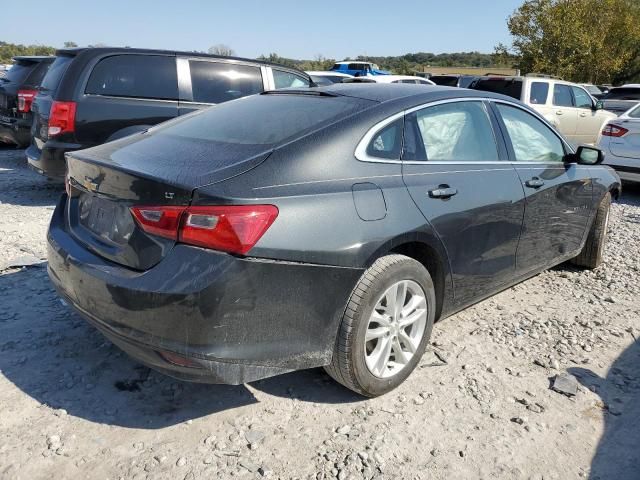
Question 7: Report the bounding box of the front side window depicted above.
[496,103,565,163]
[272,69,311,89]
[190,61,262,104]
[529,82,549,105]
[86,55,178,100]
[552,84,573,107]
[571,86,593,109]
[366,119,403,160]
[408,101,499,162]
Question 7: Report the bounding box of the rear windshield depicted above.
[40,55,73,93]
[24,60,52,87]
[2,62,34,84]
[472,78,523,100]
[603,88,640,100]
[153,93,374,146]
[430,76,459,87]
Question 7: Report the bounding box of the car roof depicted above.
[334,61,375,65]
[297,83,513,104]
[53,47,305,71]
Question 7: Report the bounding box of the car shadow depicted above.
[569,338,640,480]
[0,147,62,207]
[0,266,360,430]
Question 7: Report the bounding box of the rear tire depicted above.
[325,254,436,397]
[571,192,611,269]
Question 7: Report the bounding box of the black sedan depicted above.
[48,84,620,397]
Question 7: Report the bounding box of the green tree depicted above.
[63,41,78,48]
[500,0,640,84]
[0,41,55,63]
[208,44,235,56]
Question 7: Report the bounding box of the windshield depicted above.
[40,55,73,93]
[2,62,32,83]
[603,88,640,101]
[584,85,602,95]
[153,93,374,146]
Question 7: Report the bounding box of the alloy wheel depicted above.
[364,280,428,378]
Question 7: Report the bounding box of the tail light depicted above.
[17,89,37,113]
[130,205,278,255]
[602,124,628,137]
[48,101,76,137]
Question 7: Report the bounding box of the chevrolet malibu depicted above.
[48,84,620,397]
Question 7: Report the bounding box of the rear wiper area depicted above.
[261,89,340,97]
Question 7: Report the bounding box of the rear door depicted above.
[401,99,525,306]
[492,102,593,274]
[178,58,266,115]
[551,84,579,141]
[77,54,179,145]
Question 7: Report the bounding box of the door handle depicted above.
[525,178,545,189]
[556,110,563,115]
[579,112,588,117]
[428,186,458,199]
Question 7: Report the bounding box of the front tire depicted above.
[571,192,611,269]
[325,254,436,397]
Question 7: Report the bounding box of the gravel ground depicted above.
[0,144,638,480]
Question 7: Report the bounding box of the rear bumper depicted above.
[26,140,83,179]
[47,195,362,384]
[603,152,640,183]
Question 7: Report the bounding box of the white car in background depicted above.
[343,75,435,85]
[306,71,353,86]
[598,103,640,183]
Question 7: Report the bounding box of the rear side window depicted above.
[409,101,499,162]
[86,55,178,100]
[472,78,523,100]
[529,82,549,105]
[628,104,640,118]
[189,61,263,104]
[431,76,459,87]
[40,56,73,93]
[553,85,573,107]
[273,70,311,89]
[366,119,403,160]
[154,93,373,146]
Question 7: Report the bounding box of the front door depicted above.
[571,85,604,144]
[492,102,593,274]
[401,100,526,306]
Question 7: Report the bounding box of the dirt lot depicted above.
[0,145,638,480]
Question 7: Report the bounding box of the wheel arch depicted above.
[364,235,452,322]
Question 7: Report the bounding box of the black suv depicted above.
[429,74,479,89]
[0,56,54,147]
[27,47,313,178]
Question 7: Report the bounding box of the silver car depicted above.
[598,102,640,183]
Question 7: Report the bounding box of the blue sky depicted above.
[3,0,523,59]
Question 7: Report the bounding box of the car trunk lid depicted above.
[65,132,273,270]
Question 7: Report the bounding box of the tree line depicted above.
[3,0,640,86]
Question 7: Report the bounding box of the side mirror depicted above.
[594,100,604,110]
[566,145,604,165]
